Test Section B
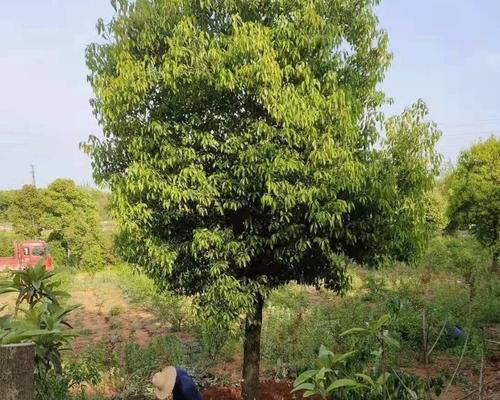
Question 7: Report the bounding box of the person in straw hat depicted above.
[152,366,203,400]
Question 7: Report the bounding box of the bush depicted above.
[35,360,101,400]
[111,263,195,331]
[418,235,490,275]
[263,289,387,377]
[152,291,192,332]
[122,335,185,397]
[80,244,106,274]
[48,240,66,266]
[293,316,446,400]
[0,231,19,257]
[0,264,79,399]
[195,317,234,360]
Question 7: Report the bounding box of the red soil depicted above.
[201,380,319,400]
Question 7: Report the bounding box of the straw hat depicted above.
[152,366,177,400]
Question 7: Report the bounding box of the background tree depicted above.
[448,136,500,269]
[44,179,105,270]
[8,185,46,238]
[0,190,16,223]
[84,1,440,398]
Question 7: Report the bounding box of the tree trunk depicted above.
[242,294,264,400]
[492,250,498,273]
[0,343,36,400]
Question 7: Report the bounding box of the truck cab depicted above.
[18,241,53,269]
[0,240,53,271]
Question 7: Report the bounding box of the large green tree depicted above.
[448,136,500,269]
[44,179,105,270]
[8,185,46,238]
[85,1,440,397]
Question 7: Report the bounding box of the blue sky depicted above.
[1,1,499,190]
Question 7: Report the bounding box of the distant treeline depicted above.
[0,179,115,269]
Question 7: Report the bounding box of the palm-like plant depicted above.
[0,261,69,314]
[12,303,78,375]
[0,263,79,386]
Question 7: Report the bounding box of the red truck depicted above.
[0,240,53,271]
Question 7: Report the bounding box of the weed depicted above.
[109,305,124,316]
[109,320,122,330]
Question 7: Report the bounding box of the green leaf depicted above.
[291,382,315,393]
[326,379,363,392]
[340,327,368,337]
[294,369,318,387]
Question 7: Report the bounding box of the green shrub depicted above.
[80,244,106,274]
[110,263,195,331]
[262,294,387,377]
[0,231,19,257]
[293,316,445,400]
[267,284,310,311]
[48,240,66,267]
[35,360,101,400]
[418,236,490,275]
[152,291,192,332]
[195,317,234,360]
[0,264,79,399]
[80,342,120,370]
[121,335,185,397]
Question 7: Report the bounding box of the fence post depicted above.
[0,343,36,400]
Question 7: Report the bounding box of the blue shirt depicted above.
[173,368,203,400]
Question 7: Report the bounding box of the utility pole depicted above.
[30,164,36,187]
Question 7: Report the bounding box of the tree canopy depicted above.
[8,185,46,238]
[0,180,106,270]
[448,136,499,267]
[44,179,106,269]
[85,1,440,397]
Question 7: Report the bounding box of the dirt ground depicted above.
[10,273,489,400]
[68,275,164,351]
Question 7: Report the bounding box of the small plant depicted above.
[121,335,185,397]
[153,291,192,332]
[195,317,231,360]
[363,276,388,301]
[0,262,69,313]
[293,315,444,400]
[0,262,79,399]
[109,320,123,330]
[109,305,123,316]
[35,359,102,400]
[292,345,363,399]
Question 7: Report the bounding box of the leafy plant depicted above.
[0,264,79,399]
[35,360,102,400]
[0,262,69,313]
[14,303,78,376]
[152,291,192,332]
[195,317,232,360]
[293,315,444,400]
[122,335,185,397]
[292,345,363,399]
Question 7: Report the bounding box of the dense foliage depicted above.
[448,136,499,268]
[9,185,46,237]
[0,180,107,270]
[0,264,81,399]
[44,179,106,269]
[84,0,441,396]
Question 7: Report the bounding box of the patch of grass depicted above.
[109,305,124,316]
[109,320,122,331]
